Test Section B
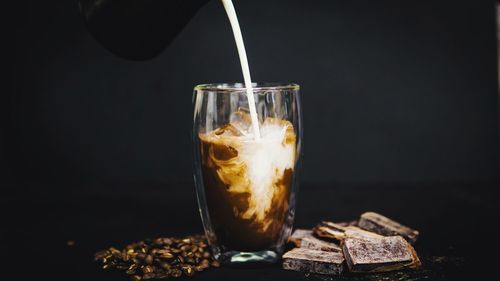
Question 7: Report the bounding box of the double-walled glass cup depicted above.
[192,83,302,265]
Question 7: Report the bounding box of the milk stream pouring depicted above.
[220,0,261,139]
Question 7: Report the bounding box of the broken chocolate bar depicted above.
[313,221,347,241]
[344,226,384,240]
[342,236,421,273]
[288,229,314,247]
[358,212,419,244]
[313,221,383,242]
[336,220,358,227]
[282,248,344,275]
[300,236,342,252]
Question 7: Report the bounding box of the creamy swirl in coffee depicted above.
[199,114,296,251]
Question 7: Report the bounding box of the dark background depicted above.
[3,0,499,187]
[2,0,500,280]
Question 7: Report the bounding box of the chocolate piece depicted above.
[288,229,314,247]
[313,221,383,242]
[321,221,347,231]
[336,220,358,227]
[344,226,384,240]
[282,248,344,275]
[289,228,342,252]
[300,236,342,252]
[313,222,346,241]
[358,212,419,244]
[342,236,421,273]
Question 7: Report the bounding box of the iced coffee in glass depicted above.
[193,83,302,265]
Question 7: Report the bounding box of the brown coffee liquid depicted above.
[199,118,296,251]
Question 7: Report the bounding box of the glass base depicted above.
[218,250,279,266]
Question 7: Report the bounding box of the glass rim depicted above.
[194,82,299,92]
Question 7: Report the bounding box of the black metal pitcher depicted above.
[78,0,211,60]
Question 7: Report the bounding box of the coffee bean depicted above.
[171,269,182,278]
[153,238,163,247]
[137,253,146,260]
[95,234,215,279]
[155,272,169,279]
[157,251,173,259]
[159,262,171,270]
[94,251,108,261]
[187,252,194,258]
[126,269,136,275]
[177,256,184,263]
[130,275,142,281]
[110,247,121,255]
[117,265,129,270]
[143,266,154,274]
[183,265,195,277]
[161,254,174,259]
[194,265,204,272]
[125,264,138,274]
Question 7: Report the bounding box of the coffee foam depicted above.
[200,118,296,232]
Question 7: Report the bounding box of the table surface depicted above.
[2,183,498,281]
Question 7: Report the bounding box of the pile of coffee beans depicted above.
[95,234,220,280]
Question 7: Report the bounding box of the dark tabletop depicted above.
[2,183,498,281]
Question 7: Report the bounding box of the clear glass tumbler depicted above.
[192,83,302,265]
